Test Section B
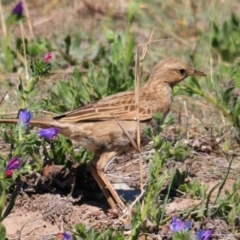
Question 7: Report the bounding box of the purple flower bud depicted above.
[12,1,24,17]
[43,53,52,63]
[197,230,212,240]
[38,127,59,140]
[19,109,32,127]
[6,157,21,175]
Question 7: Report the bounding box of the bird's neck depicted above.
[143,79,172,93]
[141,81,173,117]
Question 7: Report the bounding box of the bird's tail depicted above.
[0,118,58,129]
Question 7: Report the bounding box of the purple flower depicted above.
[170,217,191,232]
[197,230,212,240]
[38,127,59,140]
[5,157,20,177]
[43,53,52,63]
[19,109,32,127]
[170,217,184,232]
[6,157,20,171]
[12,1,24,17]
[62,232,72,240]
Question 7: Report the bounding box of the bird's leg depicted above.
[90,152,125,209]
[89,161,116,208]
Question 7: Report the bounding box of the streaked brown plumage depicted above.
[0,58,206,209]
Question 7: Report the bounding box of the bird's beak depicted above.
[189,69,206,77]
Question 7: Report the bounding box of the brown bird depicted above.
[0,58,206,209]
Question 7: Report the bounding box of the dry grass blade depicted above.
[113,115,138,150]
[0,92,8,106]
[139,28,155,68]
[23,0,35,39]
[135,29,154,192]
[20,21,29,81]
[0,0,6,36]
[137,38,173,47]
[135,46,140,151]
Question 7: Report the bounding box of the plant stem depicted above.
[31,153,42,168]
[191,87,233,122]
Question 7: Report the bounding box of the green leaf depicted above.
[72,31,82,49]
[231,13,239,27]
[172,231,192,240]
[124,34,135,66]
[1,192,18,221]
[65,139,73,151]
[222,87,235,107]
[190,77,202,90]
[111,36,123,64]
[75,223,86,236]
[56,81,74,105]
[233,72,240,87]
[0,223,6,240]
[0,189,6,219]
[230,102,240,127]
[64,35,71,54]
[127,0,142,24]
[27,37,51,56]
[212,22,219,34]
[222,21,228,36]
[18,77,24,93]
[106,30,115,43]
[6,14,16,26]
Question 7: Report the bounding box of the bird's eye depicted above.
[178,69,186,76]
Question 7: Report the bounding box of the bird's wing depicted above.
[54,90,153,122]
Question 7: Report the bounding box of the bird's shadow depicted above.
[117,188,141,202]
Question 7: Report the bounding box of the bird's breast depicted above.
[142,84,172,116]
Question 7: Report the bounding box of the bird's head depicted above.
[146,58,206,87]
